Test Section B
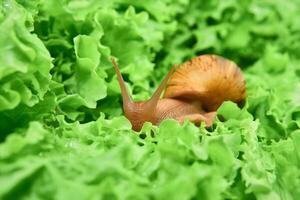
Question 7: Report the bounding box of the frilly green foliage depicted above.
[0,0,300,199]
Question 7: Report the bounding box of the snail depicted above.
[111,54,246,131]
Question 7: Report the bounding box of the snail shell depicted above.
[164,54,246,111]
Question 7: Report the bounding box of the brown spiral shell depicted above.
[164,55,246,111]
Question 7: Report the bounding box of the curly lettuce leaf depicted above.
[0,0,52,110]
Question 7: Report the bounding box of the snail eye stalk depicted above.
[110,57,133,106]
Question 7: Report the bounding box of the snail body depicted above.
[111,55,246,131]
